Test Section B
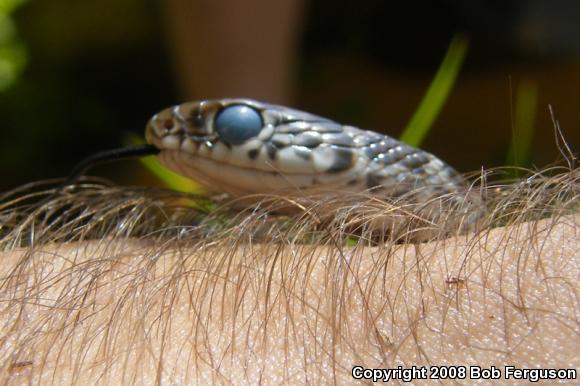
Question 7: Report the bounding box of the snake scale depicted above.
[145,98,469,206]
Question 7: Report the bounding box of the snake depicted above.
[144,98,469,205]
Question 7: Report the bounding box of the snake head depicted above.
[146,98,330,149]
[145,98,367,198]
[144,98,468,205]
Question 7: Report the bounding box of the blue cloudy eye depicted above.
[214,105,263,145]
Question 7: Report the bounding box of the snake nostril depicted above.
[162,119,174,132]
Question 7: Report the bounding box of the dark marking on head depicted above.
[247,148,259,160]
[293,131,322,148]
[187,106,205,128]
[293,146,312,160]
[271,134,292,148]
[266,143,277,160]
[327,147,354,173]
[366,173,382,189]
[362,147,376,159]
[348,178,359,186]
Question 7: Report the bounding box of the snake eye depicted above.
[215,105,263,145]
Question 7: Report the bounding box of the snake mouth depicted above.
[145,130,217,152]
[156,149,328,198]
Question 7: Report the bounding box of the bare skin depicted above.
[0,177,578,384]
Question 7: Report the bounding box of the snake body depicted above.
[145,98,467,203]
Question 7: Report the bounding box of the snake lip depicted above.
[158,148,310,176]
[157,148,331,199]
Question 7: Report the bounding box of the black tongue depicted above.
[62,144,160,187]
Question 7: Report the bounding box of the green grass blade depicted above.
[0,0,29,91]
[506,79,538,173]
[126,134,205,193]
[400,35,469,146]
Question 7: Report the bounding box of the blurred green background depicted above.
[1,0,579,191]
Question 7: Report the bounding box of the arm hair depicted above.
[0,171,578,384]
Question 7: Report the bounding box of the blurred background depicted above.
[0,0,579,190]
